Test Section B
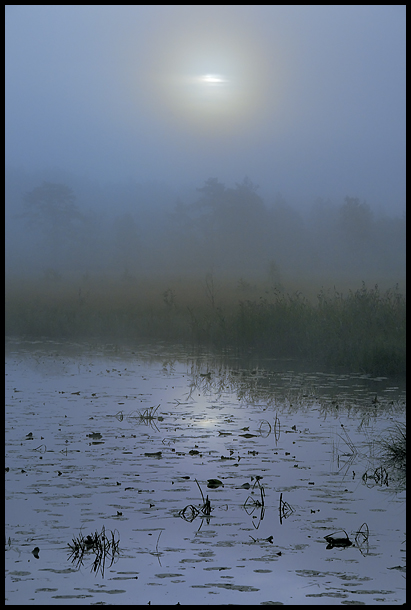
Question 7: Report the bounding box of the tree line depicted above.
[6,175,406,284]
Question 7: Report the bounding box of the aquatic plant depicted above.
[68,526,120,577]
[278,492,294,524]
[324,529,353,549]
[362,466,389,487]
[354,522,370,556]
[378,422,406,470]
[243,476,265,509]
[324,523,369,553]
[179,479,213,523]
[243,477,266,529]
[376,422,406,490]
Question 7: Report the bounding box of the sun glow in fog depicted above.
[132,7,282,137]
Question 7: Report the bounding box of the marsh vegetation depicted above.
[5,276,405,377]
[5,172,406,377]
[377,422,406,489]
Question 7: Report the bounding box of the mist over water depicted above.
[5,6,406,376]
[5,8,406,603]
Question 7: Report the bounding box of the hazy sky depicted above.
[5,5,406,213]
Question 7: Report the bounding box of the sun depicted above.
[133,6,279,137]
[200,74,227,85]
[181,72,232,112]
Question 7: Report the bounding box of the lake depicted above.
[5,339,406,605]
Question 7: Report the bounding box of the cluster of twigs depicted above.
[114,405,162,430]
[150,530,163,566]
[137,404,161,421]
[257,419,272,438]
[362,465,389,487]
[243,476,266,529]
[279,492,294,525]
[273,413,281,442]
[179,479,213,523]
[32,443,47,453]
[243,476,265,509]
[68,526,120,577]
[244,414,280,443]
[323,522,369,554]
[334,420,405,492]
[337,423,359,457]
[355,522,370,556]
[179,476,268,530]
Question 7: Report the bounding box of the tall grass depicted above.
[377,422,406,491]
[5,276,405,376]
[311,283,406,375]
[378,422,406,471]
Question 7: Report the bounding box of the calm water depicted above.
[5,339,406,605]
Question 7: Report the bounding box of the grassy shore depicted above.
[5,275,406,377]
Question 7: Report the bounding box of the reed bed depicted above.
[5,277,405,376]
[377,422,406,475]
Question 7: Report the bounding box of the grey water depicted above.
[5,339,406,605]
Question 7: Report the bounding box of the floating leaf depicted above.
[87,432,102,439]
[32,547,40,559]
[324,529,353,549]
[207,479,224,489]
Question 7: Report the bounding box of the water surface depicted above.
[5,340,406,604]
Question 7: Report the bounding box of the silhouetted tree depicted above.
[338,196,373,244]
[22,182,85,266]
[196,177,226,200]
[235,176,259,193]
[23,182,81,230]
[192,177,269,273]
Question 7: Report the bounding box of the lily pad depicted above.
[324,530,353,549]
[207,479,224,489]
[86,432,102,439]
